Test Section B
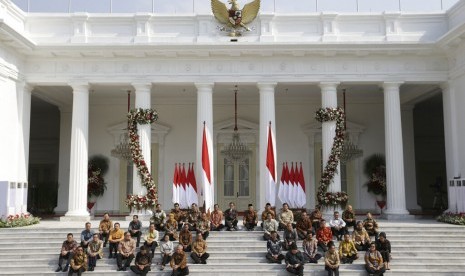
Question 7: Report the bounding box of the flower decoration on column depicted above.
[315,107,349,208]
[125,108,159,211]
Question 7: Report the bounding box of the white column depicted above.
[16,83,33,184]
[62,83,90,220]
[258,82,277,210]
[306,133,317,209]
[157,133,166,208]
[128,83,152,218]
[195,83,214,210]
[319,82,342,215]
[16,83,33,213]
[442,82,460,212]
[383,82,410,218]
[131,83,152,197]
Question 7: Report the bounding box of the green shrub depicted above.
[436,212,465,226]
[0,214,40,228]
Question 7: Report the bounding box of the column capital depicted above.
[69,82,90,93]
[195,82,214,92]
[17,82,34,93]
[257,82,277,91]
[319,82,340,90]
[440,81,450,91]
[131,82,152,93]
[382,81,404,90]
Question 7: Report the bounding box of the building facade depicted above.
[1,0,465,219]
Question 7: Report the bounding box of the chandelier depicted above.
[221,85,252,162]
[340,89,363,163]
[111,90,133,161]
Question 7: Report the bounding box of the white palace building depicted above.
[1,0,465,221]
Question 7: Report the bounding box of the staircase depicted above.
[0,219,464,276]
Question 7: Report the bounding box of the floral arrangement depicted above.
[87,155,109,198]
[0,213,40,228]
[315,107,349,208]
[319,192,349,207]
[125,108,159,211]
[363,154,387,196]
[437,212,465,225]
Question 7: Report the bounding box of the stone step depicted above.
[0,263,346,271]
[0,264,463,275]
[2,226,464,234]
[0,230,465,239]
[1,220,464,276]
[2,254,464,266]
[0,251,271,259]
[0,270,463,276]
[1,243,463,254]
[2,240,464,249]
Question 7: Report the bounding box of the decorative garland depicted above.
[315,107,349,208]
[125,108,159,211]
[88,165,105,198]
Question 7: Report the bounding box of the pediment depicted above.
[214,118,258,132]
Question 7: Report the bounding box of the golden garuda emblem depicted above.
[211,0,260,36]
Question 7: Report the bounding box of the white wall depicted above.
[0,78,20,181]
[0,44,25,183]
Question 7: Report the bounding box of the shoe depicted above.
[201,260,207,264]
[160,265,165,271]
[62,266,69,272]
[122,267,127,271]
[88,267,94,271]
[103,243,107,247]
[117,267,123,271]
[55,267,62,272]
[113,255,117,259]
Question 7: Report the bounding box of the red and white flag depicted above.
[284,162,290,206]
[201,124,214,213]
[288,162,296,208]
[172,163,179,204]
[180,164,188,208]
[278,163,287,205]
[296,162,306,208]
[187,163,198,206]
[266,123,277,206]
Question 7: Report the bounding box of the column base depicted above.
[60,215,91,222]
[322,206,342,218]
[61,209,91,221]
[380,210,413,220]
[125,210,153,221]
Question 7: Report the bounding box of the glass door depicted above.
[218,144,256,212]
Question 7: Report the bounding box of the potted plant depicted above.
[363,154,387,201]
[87,155,109,206]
